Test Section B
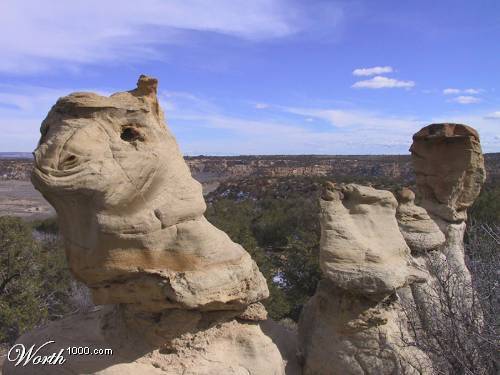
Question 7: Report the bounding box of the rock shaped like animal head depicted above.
[33,75,205,237]
[32,76,268,312]
[319,183,426,297]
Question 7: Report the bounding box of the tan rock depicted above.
[299,183,431,375]
[5,76,285,374]
[409,123,486,288]
[2,306,284,375]
[31,75,268,312]
[401,124,487,369]
[410,123,486,222]
[299,281,432,375]
[396,188,445,254]
[319,183,424,297]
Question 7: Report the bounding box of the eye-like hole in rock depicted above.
[59,154,78,169]
[121,127,143,142]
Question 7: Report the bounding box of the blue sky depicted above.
[0,0,499,154]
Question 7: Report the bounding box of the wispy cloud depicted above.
[0,0,344,74]
[0,84,109,151]
[352,76,415,89]
[352,66,393,76]
[2,84,498,154]
[451,95,481,104]
[161,92,426,154]
[443,88,482,95]
[255,103,270,109]
[484,111,500,119]
[464,88,481,94]
[283,106,421,130]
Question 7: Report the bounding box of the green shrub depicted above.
[0,216,71,344]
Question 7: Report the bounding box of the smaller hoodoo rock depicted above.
[299,182,430,375]
[3,76,284,375]
[396,187,445,254]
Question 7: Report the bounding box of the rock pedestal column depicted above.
[398,123,486,347]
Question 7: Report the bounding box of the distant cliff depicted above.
[2,154,499,186]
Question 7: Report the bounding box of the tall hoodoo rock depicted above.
[410,123,486,222]
[409,123,486,273]
[401,123,487,346]
[4,76,284,374]
[299,182,430,375]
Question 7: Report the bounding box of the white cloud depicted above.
[352,66,393,76]
[1,0,336,74]
[352,76,415,89]
[443,88,461,95]
[451,96,481,104]
[484,111,500,119]
[255,103,270,109]
[443,88,482,95]
[464,88,481,94]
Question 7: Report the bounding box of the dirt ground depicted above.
[0,180,55,220]
[0,178,216,221]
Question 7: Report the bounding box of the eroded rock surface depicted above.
[410,123,486,222]
[4,76,283,375]
[396,123,487,373]
[319,182,424,296]
[299,183,430,375]
[4,306,283,375]
[396,188,445,254]
[408,123,486,277]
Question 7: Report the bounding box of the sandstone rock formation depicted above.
[299,183,430,375]
[298,124,487,375]
[407,123,486,277]
[400,123,486,343]
[4,76,284,374]
[410,123,486,222]
[31,75,268,313]
[319,183,424,296]
[396,187,445,254]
